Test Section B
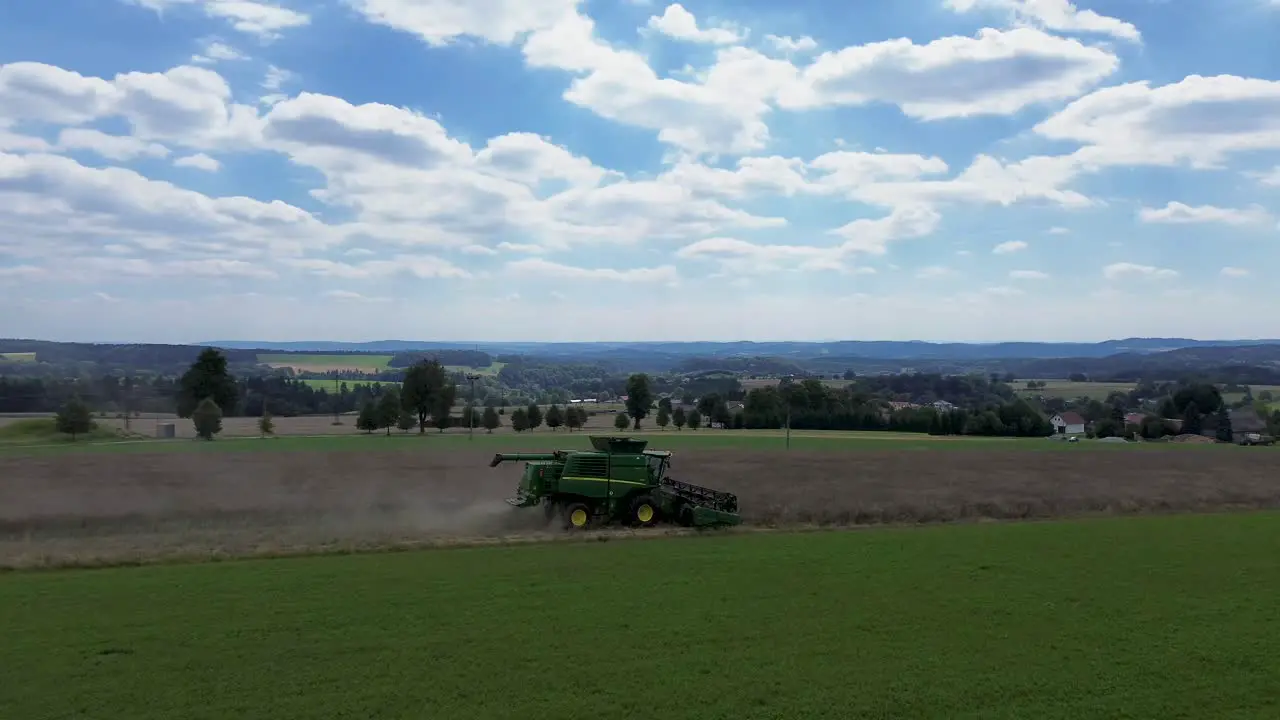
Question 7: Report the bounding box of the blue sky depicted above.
[1,0,1279,343]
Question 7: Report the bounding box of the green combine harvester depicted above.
[489,435,743,530]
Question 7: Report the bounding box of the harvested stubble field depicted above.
[2,441,1278,569]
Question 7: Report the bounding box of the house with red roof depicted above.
[1049,411,1086,435]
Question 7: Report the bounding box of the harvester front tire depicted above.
[629,495,660,528]
[562,502,592,531]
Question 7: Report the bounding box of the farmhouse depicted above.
[1228,408,1268,444]
[1050,411,1086,435]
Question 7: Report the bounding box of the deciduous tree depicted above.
[483,405,500,433]
[545,404,563,431]
[434,383,457,433]
[192,396,223,440]
[357,400,379,433]
[402,359,448,433]
[565,405,584,432]
[656,404,670,430]
[178,348,237,418]
[55,395,92,440]
[672,406,686,430]
[625,373,653,430]
[614,412,630,430]
[378,387,401,436]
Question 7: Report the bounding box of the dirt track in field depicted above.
[2,447,1279,568]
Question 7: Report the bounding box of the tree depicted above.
[177,348,238,418]
[378,387,401,436]
[672,406,686,430]
[55,395,93,440]
[397,410,416,433]
[526,403,543,431]
[1140,414,1172,440]
[697,393,720,418]
[402,359,448,433]
[625,373,653,430]
[482,405,500,433]
[1093,418,1120,439]
[565,405,584,432]
[258,411,275,438]
[614,412,631,431]
[656,404,670,430]
[545,404,564,431]
[434,383,457,433]
[658,396,673,413]
[686,408,702,430]
[510,407,529,432]
[711,400,732,428]
[1173,383,1223,415]
[357,400,379,433]
[1215,406,1233,443]
[1181,400,1202,436]
[192,396,223,440]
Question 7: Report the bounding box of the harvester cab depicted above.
[488,435,741,531]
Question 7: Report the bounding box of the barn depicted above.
[1050,411,1087,435]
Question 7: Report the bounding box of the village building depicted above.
[1050,411,1087,435]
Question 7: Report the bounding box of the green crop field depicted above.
[0,351,36,362]
[3,512,1278,719]
[295,378,400,390]
[1016,379,1138,400]
[0,417,135,446]
[445,361,506,375]
[256,353,394,372]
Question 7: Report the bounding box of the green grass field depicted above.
[1016,379,1138,400]
[295,378,400,390]
[3,512,1277,719]
[256,353,394,372]
[0,417,133,445]
[445,361,506,375]
[0,351,36,362]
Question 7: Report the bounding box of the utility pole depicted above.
[466,373,481,440]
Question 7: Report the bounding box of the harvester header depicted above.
[489,435,741,530]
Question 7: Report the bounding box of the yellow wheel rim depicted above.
[636,504,654,523]
[570,509,588,527]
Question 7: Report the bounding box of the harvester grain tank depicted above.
[488,435,742,530]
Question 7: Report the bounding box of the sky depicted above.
[1,0,1279,344]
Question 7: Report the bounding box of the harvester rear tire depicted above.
[562,502,592,531]
[629,495,660,528]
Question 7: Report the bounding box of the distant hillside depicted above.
[201,338,1280,361]
[9,337,1280,383]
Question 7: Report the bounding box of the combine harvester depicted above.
[489,435,742,530]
